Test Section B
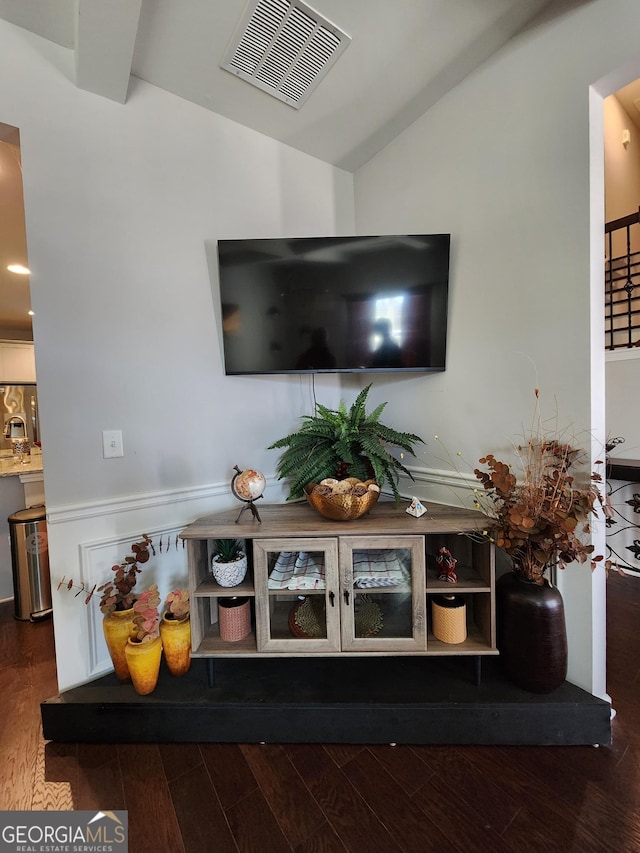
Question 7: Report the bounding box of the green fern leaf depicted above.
[348,384,371,429]
[314,403,340,425]
[372,422,424,451]
[297,421,336,440]
[364,401,387,425]
[333,437,356,463]
[287,445,340,499]
[345,456,370,481]
[267,433,300,450]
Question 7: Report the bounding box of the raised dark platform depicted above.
[41,655,611,746]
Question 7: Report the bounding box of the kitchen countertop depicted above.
[0,455,43,478]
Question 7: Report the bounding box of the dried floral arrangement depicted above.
[58,534,155,613]
[472,391,610,583]
[96,535,154,615]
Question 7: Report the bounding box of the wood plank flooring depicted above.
[1,572,639,853]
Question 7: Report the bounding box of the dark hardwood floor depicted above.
[1,573,639,853]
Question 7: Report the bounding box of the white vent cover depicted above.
[221,0,351,109]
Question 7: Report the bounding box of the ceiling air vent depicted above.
[221,0,351,109]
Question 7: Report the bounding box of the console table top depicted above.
[180,499,489,540]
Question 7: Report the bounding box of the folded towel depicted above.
[268,551,326,590]
[267,548,410,590]
[353,549,410,588]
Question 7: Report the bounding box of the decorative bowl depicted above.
[304,478,380,521]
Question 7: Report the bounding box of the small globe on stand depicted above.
[231,465,266,523]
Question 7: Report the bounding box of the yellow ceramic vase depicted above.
[102,608,135,682]
[159,614,192,677]
[125,635,163,695]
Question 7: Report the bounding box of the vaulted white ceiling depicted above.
[0,0,588,334]
[0,0,569,171]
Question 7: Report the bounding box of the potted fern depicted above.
[267,384,424,504]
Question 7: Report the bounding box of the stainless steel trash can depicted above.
[8,505,51,621]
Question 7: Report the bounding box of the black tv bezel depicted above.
[217,233,450,376]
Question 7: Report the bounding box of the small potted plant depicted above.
[125,584,162,695]
[160,589,191,676]
[211,539,248,587]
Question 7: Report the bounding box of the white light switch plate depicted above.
[102,429,123,459]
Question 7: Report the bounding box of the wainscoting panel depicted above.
[78,526,187,678]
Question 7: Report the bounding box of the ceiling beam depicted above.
[75,0,143,104]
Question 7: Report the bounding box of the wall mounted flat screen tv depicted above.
[217,234,450,375]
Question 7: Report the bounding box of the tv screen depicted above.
[217,234,450,375]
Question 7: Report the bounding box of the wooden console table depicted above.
[180,500,497,685]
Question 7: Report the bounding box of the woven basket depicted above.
[218,597,251,642]
[431,595,467,644]
[304,479,380,521]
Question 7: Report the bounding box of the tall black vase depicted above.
[496,572,568,693]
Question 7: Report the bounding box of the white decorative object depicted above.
[211,553,248,587]
[406,497,426,518]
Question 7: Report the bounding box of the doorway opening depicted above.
[0,123,33,341]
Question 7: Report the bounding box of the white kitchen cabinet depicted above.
[0,341,36,383]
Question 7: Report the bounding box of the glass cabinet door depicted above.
[339,536,426,651]
[253,538,341,652]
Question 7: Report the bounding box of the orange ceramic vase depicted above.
[159,613,191,676]
[124,635,163,696]
[102,608,135,682]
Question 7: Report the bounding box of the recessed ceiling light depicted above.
[7,264,30,275]
[28,310,34,316]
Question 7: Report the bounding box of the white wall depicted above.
[353,0,640,697]
[0,21,353,690]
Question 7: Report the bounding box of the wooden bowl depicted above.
[304,479,380,521]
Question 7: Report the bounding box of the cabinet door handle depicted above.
[329,591,335,607]
[344,590,350,605]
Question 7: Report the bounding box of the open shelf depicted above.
[427,563,491,593]
[193,575,255,597]
[192,623,257,657]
